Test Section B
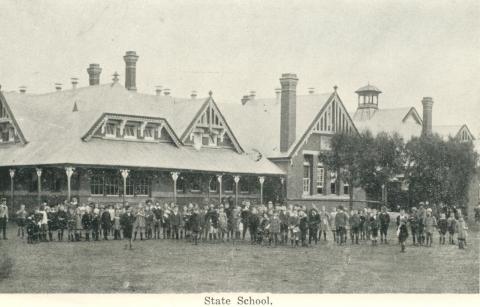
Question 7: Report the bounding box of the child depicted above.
[447,212,457,245]
[369,209,380,246]
[379,206,390,244]
[409,207,419,246]
[456,216,468,249]
[16,204,28,239]
[270,211,281,246]
[248,207,260,244]
[288,210,300,247]
[349,210,361,244]
[397,209,409,253]
[120,206,135,250]
[335,207,348,245]
[319,206,330,241]
[218,207,228,242]
[308,209,320,245]
[82,207,93,241]
[56,205,68,241]
[189,208,202,245]
[437,213,448,245]
[113,210,121,240]
[91,210,100,241]
[299,210,309,247]
[424,208,437,247]
[26,215,37,244]
[134,205,146,241]
[67,207,76,241]
[145,206,154,240]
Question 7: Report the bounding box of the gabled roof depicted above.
[0,84,284,175]
[353,107,422,140]
[433,124,475,141]
[180,96,244,153]
[220,92,333,158]
[0,91,28,144]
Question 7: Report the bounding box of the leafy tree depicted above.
[321,131,367,210]
[404,134,477,210]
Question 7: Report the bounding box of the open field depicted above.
[0,223,478,293]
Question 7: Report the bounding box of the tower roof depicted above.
[355,84,382,94]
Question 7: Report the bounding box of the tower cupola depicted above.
[355,84,381,110]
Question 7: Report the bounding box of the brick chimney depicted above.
[421,97,434,136]
[279,73,298,152]
[124,51,139,91]
[87,64,102,86]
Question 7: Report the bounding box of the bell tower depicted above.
[354,84,381,120]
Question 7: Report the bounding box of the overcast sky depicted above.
[1,0,479,134]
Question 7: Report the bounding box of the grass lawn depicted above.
[0,223,478,293]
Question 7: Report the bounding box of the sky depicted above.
[1,0,479,134]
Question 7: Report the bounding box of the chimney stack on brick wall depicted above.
[421,97,434,136]
[124,51,139,91]
[279,73,298,152]
[87,64,102,86]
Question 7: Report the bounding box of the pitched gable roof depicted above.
[433,124,475,141]
[219,92,333,158]
[0,91,28,144]
[0,84,284,175]
[353,107,422,140]
[180,96,244,153]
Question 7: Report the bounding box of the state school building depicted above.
[0,51,477,215]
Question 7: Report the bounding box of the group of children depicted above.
[12,198,470,252]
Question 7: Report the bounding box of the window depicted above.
[176,176,186,193]
[209,176,218,192]
[144,127,154,140]
[330,172,337,194]
[224,176,234,193]
[90,174,104,195]
[202,136,210,146]
[125,177,134,196]
[135,177,151,196]
[240,177,249,193]
[105,123,116,137]
[124,125,136,138]
[343,183,349,195]
[316,165,324,194]
[303,164,311,195]
[190,175,202,192]
[105,175,119,196]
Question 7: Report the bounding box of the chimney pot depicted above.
[19,86,27,94]
[191,90,197,99]
[163,88,171,96]
[124,51,139,91]
[241,95,250,105]
[71,78,79,89]
[279,73,299,152]
[55,83,62,91]
[87,64,102,86]
[421,97,434,136]
[112,72,120,83]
